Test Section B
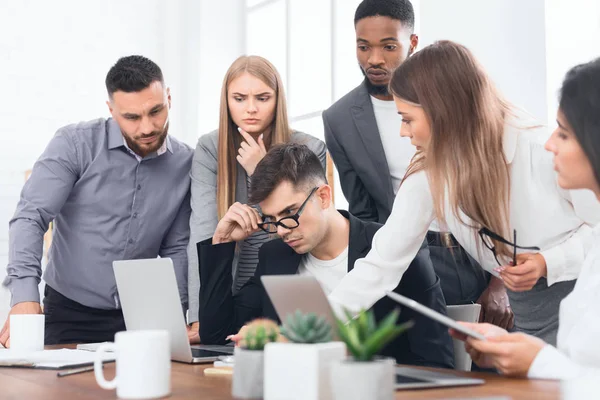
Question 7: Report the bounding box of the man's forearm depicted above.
[4,218,45,306]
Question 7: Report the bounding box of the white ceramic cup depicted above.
[9,314,44,352]
[94,330,171,399]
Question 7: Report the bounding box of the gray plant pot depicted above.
[330,357,395,400]
[232,347,264,399]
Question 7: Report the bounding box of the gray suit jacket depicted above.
[323,81,395,223]
[186,129,326,323]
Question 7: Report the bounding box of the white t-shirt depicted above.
[297,247,349,295]
[370,96,416,194]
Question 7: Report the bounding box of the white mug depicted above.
[10,314,44,352]
[94,330,171,399]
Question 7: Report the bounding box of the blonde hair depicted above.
[391,41,513,259]
[216,55,292,219]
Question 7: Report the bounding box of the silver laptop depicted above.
[261,275,485,390]
[113,258,234,364]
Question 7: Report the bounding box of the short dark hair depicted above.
[560,58,600,186]
[354,0,415,31]
[249,143,327,205]
[105,55,164,97]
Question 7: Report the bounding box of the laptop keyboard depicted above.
[191,349,233,358]
[395,374,430,384]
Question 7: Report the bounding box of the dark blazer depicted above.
[323,81,395,223]
[197,211,454,369]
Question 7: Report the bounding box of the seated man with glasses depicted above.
[196,143,454,368]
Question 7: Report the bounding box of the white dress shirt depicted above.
[328,110,600,316]
[528,226,600,379]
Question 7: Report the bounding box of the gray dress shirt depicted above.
[3,118,193,310]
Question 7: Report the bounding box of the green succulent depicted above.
[241,318,280,350]
[279,310,333,344]
[335,308,414,362]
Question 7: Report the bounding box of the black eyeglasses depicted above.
[478,227,540,266]
[258,187,319,234]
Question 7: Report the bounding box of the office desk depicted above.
[0,345,561,399]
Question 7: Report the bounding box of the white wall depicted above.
[420,0,600,131]
[0,0,244,323]
[196,0,246,136]
[419,0,549,124]
[545,0,600,128]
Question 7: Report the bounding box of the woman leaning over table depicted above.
[327,40,600,347]
[186,56,326,338]
[451,57,600,379]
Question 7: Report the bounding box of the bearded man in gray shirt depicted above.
[0,55,193,345]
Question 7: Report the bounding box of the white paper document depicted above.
[0,348,115,369]
[76,342,113,352]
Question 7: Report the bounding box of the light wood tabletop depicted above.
[0,344,561,399]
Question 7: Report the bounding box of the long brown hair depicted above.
[390,40,512,259]
[216,55,292,219]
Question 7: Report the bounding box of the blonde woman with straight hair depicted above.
[186,56,326,337]
[328,41,600,346]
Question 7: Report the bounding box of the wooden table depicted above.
[0,345,561,399]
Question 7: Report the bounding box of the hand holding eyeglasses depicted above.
[478,227,543,292]
[495,253,548,292]
[212,202,262,245]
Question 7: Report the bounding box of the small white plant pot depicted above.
[330,357,396,400]
[264,342,346,400]
[232,347,265,399]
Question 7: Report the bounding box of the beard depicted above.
[124,121,169,158]
[359,64,390,97]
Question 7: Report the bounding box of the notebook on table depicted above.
[0,349,115,370]
[76,342,113,352]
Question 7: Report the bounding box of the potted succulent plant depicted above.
[330,308,414,400]
[232,318,281,399]
[264,310,346,400]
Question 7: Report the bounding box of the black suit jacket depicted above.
[323,81,395,223]
[197,211,454,369]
